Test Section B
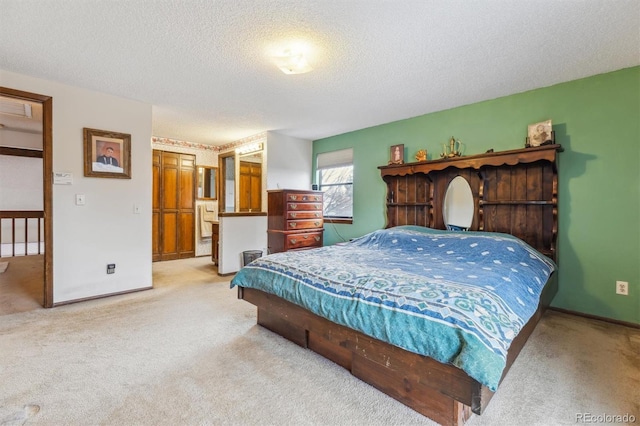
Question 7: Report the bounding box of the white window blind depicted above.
[316,148,354,219]
[317,148,353,170]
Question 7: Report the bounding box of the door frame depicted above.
[218,151,234,213]
[0,87,53,307]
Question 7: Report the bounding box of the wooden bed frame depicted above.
[238,144,563,425]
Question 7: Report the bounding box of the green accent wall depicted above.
[313,66,640,325]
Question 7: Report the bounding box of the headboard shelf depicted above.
[379,144,562,262]
[379,144,563,176]
[481,200,555,205]
[386,202,432,206]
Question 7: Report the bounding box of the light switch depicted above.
[133,204,141,214]
[75,194,86,205]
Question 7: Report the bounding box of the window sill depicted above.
[324,218,353,224]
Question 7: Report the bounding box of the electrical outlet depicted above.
[107,263,116,274]
[616,281,628,295]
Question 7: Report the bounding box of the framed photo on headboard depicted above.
[389,144,404,165]
[526,120,554,147]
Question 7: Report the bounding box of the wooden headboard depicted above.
[378,144,562,262]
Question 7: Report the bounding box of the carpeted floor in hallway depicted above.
[0,254,44,316]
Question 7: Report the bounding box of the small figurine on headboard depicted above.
[415,149,427,162]
[441,137,464,158]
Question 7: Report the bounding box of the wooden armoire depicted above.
[239,160,262,212]
[152,150,196,261]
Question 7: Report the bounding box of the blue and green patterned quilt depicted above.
[230,226,556,391]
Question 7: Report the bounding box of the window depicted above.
[316,148,353,221]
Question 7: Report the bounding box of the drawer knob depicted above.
[314,213,320,218]
[290,195,298,201]
[314,221,320,227]
[314,236,320,241]
[302,196,308,201]
[290,204,297,209]
[303,235,309,239]
[290,213,297,218]
[290,222,297,228]
[290,239,297,244]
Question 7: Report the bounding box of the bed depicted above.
[231,144,562,425]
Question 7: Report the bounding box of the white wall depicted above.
[0,156,42,210]
[1,69,153,303]
[266,131,313,190]
[218,215,267,274]
[0,129,41,149]
[0,156,43,243]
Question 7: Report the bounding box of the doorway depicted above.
[0,87,53,309]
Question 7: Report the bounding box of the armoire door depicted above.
[178,155,195,257]
[239,160,262,212]
[152,150,195,261]
[161,152,180,260]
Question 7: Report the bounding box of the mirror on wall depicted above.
[443,176,474,231]
[219,144,264,213]
[197,166,217,200]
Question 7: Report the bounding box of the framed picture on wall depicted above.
[526,119,554,147]
[83,128,131,179]
[389,144,404,165]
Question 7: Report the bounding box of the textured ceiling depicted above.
[1,0,638,146]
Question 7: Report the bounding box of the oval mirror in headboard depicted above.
[443,176,474,231]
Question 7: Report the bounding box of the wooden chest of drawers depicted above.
[267,189,324,253]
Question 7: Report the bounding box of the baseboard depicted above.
[548,307,640,329]
[52,286,153,307]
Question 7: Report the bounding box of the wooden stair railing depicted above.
[0,210,45,257]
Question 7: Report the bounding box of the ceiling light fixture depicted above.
[272,49,313,75]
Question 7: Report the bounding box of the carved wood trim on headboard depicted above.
[378,144,563,262]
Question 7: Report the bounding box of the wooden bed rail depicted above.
[0,210,45,257]
[238,271,557,426]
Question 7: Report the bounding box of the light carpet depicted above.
[0,257,638,426]
[0,262,8,273]
[0,255,43,316]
